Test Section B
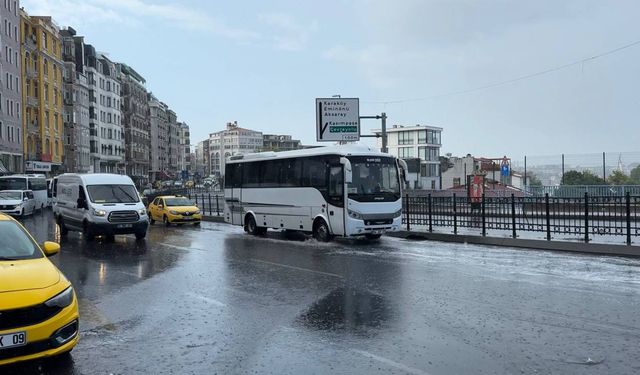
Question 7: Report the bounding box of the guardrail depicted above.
[403,193,640,245]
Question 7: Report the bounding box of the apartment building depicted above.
[118,62,149,186]
[60,27,90,173]
[84,45,123,173]
[178,121,190,174]
[207,121,262,176]
[20,11,64,173]
[148,94,167,181]
[0,0,22,173]
[374,124,443,189]
[262,134,301,152]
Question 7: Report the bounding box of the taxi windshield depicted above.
[165,197,194,207]
[0,221,43,260]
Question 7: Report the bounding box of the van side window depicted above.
[79,185,86,200]
[27,191,34,199]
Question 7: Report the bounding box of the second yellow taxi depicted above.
[148,195,202,226]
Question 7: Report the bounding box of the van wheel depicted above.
[149,218,155,225]
[58,217,69,236]
[83,223,94,242]
[163,215,171,227]
[313,219,332,242]
[135,230,147,240]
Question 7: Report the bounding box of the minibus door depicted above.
[327,165,345,236]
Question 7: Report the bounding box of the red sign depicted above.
[469,175,484,203]
[41,153,52,162]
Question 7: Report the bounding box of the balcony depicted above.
[27,97,39,107]
[24,35,37,51]
[26,69,38,79]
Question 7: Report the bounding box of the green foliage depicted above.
[608,170,630,185]
[630,165,640,184]
[561,170,606,185]
[528,173,543,187]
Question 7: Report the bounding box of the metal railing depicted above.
[143,188,223,216]
[403,193,639,245]
[526,185,640,197]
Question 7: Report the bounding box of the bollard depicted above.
[511,194,517,239]
[545,194,551,241]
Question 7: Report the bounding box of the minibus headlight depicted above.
[45,287,74,308]
[93,208,106,217]
[348,209,363,220]
[393,209,402,218]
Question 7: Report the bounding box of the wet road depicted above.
[5,210,640,374]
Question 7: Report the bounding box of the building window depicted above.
[453,177,461,187]
[398,131,414,145]
[398,147,414,158]
[427,130,441,145]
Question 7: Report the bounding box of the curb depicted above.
[202,216,226,223]
[387,231,640,258]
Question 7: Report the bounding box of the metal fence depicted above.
[143,189,224,216]
[526,185,640,197]
[403,193,640,245]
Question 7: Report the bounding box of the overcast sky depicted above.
[23,0,640,159]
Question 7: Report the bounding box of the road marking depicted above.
[186,292,227,308]
[250,258,343,279]
[352,349,434,375]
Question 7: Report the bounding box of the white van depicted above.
[54,173,149,240]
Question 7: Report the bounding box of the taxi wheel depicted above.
[150,217,155,225]
[163,215,171,227]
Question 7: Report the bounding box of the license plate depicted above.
[117,224,133,228]
[0,331,27,350]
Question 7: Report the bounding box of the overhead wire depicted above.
[364,39,640,105]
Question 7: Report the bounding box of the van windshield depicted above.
[86,185,140,204]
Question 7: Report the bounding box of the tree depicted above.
[630,165,640,184]
[561,170,606,185]
[528,173,543,187]
[608,170,630,185]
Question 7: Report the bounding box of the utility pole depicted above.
[360,112,388,153]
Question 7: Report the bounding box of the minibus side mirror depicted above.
[340,157,353,184]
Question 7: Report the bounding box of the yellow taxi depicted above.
[148,195,202,226]
[0,213,79,366]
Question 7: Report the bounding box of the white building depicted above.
[148,94,168,181]
[0,0,23,173]
[85,46,123,173]
[374,124,443,189]
[208,121,262,176]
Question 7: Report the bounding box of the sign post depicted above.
[316,98,360,142]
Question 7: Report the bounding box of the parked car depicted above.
[0,213,79,366]
[54,173,149,241]
[185,181,194,188]
[148,195,201,226]
[0,190,36,217]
